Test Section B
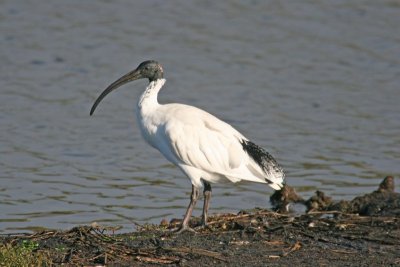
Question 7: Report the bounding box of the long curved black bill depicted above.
[90,69,141,116]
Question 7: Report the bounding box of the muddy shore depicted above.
[1,176,399,266]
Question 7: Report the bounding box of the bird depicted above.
[90,60,285,232]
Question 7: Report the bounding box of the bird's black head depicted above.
[136,60,164,82]
[90,60,164,115]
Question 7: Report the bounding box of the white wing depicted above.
[155,104,284,189]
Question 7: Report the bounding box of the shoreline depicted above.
[1,176,399,266]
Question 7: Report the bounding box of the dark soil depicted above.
[1,176,400,266]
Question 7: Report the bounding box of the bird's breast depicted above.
[136,111,159,147]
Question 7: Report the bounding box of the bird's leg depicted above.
[177,185,200,233]
[200,181,212,227]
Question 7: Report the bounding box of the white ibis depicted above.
[90,60,285,232]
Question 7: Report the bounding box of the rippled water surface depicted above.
[1,0,399,233]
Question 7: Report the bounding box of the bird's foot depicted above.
[195,221,213,232]
[160,225,195,238]
[174,224,196,234]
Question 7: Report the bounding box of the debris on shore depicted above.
[1,176,399,266]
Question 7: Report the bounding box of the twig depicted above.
[281,242,302,257]
[331,249,357,254]
[137,255,179,264]
[163,247,227,261]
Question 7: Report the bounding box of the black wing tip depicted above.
[240,139,283,173]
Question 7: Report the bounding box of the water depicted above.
[1,0,399,233]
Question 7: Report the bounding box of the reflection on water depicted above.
[1,0,399,233]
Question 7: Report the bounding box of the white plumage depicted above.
[137,79,283,188]
[90,60,284,232]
